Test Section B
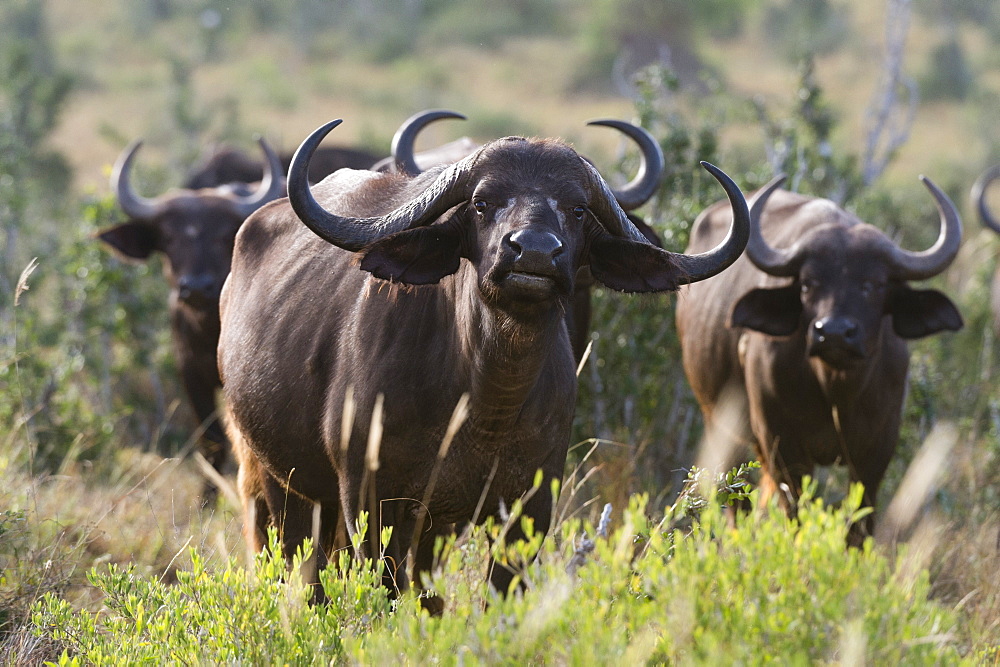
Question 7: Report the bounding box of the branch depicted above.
[862,0,918,187]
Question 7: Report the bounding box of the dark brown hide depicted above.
[99,140,284,496]
[676,182,962,544]
[184,146,383,189]
[219,126,749,605]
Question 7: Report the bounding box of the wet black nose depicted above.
[812,317,859,346]
[177,274,219,302]
[506,229,564,273]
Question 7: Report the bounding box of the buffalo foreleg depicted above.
[181,365,228,502]
[487,477,554,598]
[260,474,330,603]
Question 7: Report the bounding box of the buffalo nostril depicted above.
[178,275,217,299]
[814,318,860,344]
[509,229,563,260]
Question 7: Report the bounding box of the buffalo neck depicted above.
[451,263,570,439]
[807,323,893,410]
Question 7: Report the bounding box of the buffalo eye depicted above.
[571,205,586,220]
[473,200,488,215]
[800,279,816,295]
[860,280,882,298]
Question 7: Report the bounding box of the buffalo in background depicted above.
[97,138,285,496]
[183,143,382,189]
[972,164,1000,331]
[218,117,750,607]
[677,175,963,544]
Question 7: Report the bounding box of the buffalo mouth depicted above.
[175,287,222,309]
[809,344,866,369]
[502,270,561,300]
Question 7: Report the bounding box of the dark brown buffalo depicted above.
[98,138,284,492]
[386,109,666,363]
[972,164,1000,330]
[676,176,963,543]
[218,117,749,606]
[183,144,382,189]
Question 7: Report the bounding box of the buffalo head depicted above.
[384,110,666,361]
[288,119,747,305]
[99,137,285,307]
[731,176,963,370]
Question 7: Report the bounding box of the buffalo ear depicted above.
[627,214,664,248]
[887,287,963,338]
[360,224,462,285]
[96,222,159,260]
[730,285,802,335]
[589,234,684,292]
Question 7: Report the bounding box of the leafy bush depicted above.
[29,483,966,663]
[2,196,180,474]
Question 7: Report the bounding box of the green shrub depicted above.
[29,483,965,664]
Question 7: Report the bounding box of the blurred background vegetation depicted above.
[3,0,1000,659]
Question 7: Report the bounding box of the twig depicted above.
[566,503,613,575]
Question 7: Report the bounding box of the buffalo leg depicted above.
[230,423,270,552]
[412,520,453,615]
[487,479,554,597]
[338,478,414,600]
[757,438,812,517]
[261,474,329,603]
[847,441,894,547]
[181,368,228,501]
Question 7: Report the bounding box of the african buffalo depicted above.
[972,164,1000,331]
[183,143,382,189]
[676,175,963,543]
[98,138,284,494]
[218,117,749,606]
[385,109,666,363]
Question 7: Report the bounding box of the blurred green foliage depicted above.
[920,35,975,101]
[0,1,73,306]
[762,0,851,62]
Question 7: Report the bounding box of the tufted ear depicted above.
[96,222,160,260]
[588,233,685,292]
[359,224,463,285]
[887,286,963,338]
[730,284,802,335]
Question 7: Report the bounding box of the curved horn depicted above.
[671,162,752,284]
[887,176,962,280]
[392,109,467,176]
[584,159,750,283]
[232,137,286,218]
[743,175,803,277]
[586,119,664,210]
[288,118,477,251]
[972,164,1000,235]
[111,140,163,220]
